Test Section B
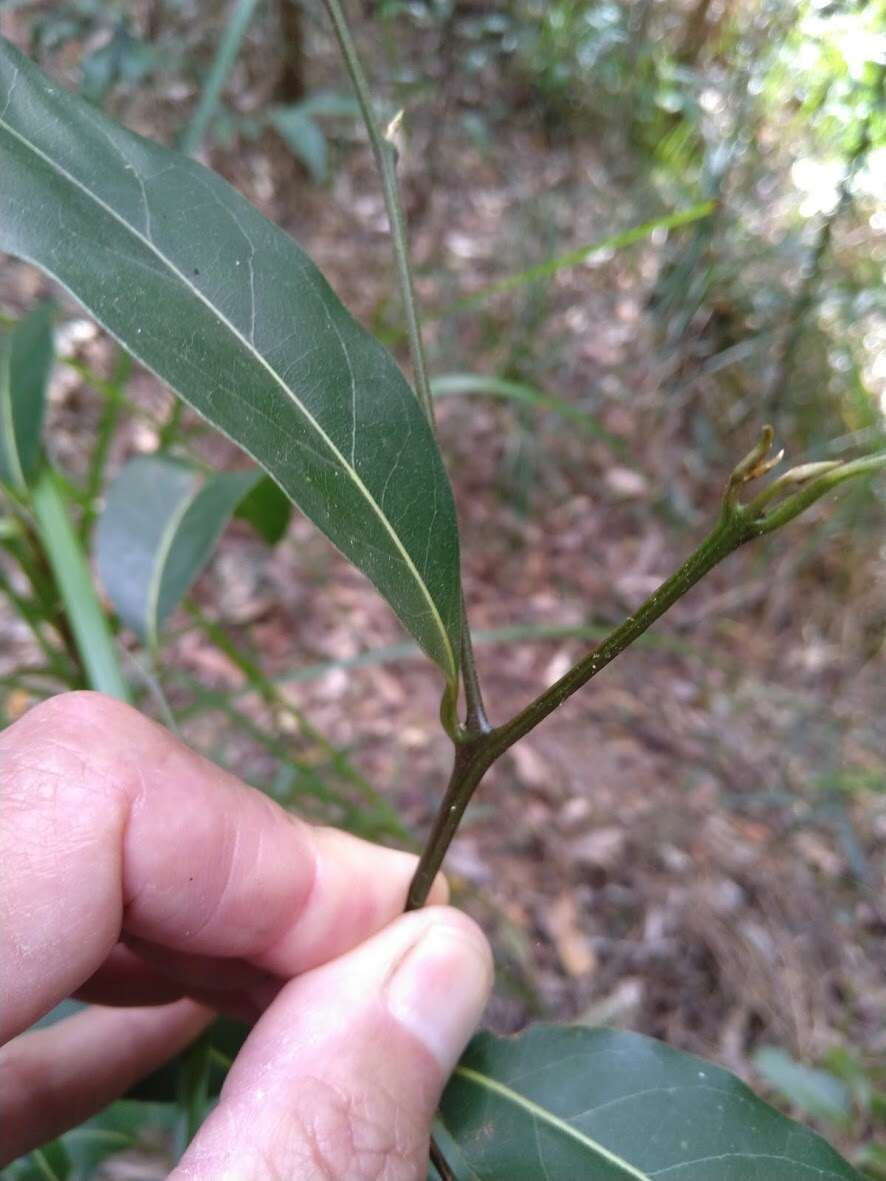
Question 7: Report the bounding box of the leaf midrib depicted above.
[453,1064,652,1180]
[0,89,456,682]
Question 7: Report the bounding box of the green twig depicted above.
[406,432,886,908]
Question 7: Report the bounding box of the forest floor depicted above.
[0,3,884,1169]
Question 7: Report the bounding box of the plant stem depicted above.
[406,437,886,908]
[321,0,434,425]
[406,511,747,908]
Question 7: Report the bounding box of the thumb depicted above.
[170,907,493,1181]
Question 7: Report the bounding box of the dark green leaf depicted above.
[440,1025,865,1180]
[234,472,293,543]
[754,1046,853,1127]
[0,301,53,488]
[0,38,461,686]
[95,455,260,645]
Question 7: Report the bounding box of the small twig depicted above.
[406,430,885,908]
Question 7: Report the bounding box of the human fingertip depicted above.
[385,908,492,1075]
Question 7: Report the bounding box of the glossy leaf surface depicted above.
[0,301,53,488]
[0,38,460,684]
[95,455,259,645]
[440,1025,864,1180]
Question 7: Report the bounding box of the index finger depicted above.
[0,692,443,1042]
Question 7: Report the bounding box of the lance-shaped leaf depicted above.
[439,1025,865,1180]
[0,301,53,489]
[95,455,261,646]
[0,39,461,685]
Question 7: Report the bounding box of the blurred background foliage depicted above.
[0,0,884,1175]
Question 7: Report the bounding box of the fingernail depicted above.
[386,917,492,1074]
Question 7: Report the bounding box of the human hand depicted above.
[0,692,492,1179]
